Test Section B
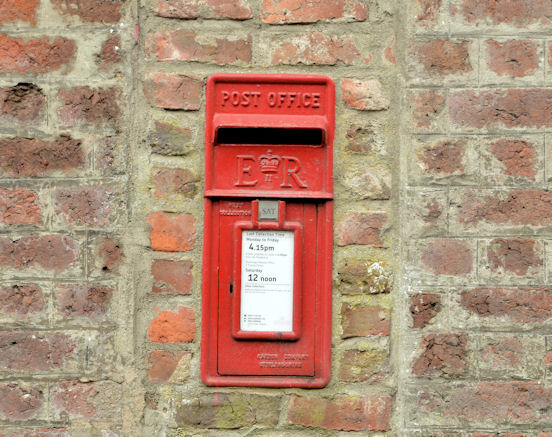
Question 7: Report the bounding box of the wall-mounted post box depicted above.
[201,74,334,388]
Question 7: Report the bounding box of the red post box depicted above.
[201,73,334,388]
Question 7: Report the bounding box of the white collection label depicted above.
[240,230,294,332]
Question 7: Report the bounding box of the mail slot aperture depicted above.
[201,74,334,388]
[216,128,324,145]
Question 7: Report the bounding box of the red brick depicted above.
[0,0,39,25]
[337,211,387,247]
[410,293,441,328]
[148,212,196,252]
[461,287,552,323]
[51,380,121,420]
[0,136,84,177]
[288,395,391,431]
[405,190,448,236]
[148,306,195,343]
[260,0,366,23]
[148,121,193,156]
[152,167,198,199]
[143,73,202,110]
[0,34,75,74]
[52,382,95,418]
[421,238,473,276]
[411,90,446,129]
[345,124,376,153]
[457,189,552,227]
[416,0,442,25]
[175,393,280,428]
[54,186,114,227]
[341,78,389,111]
[0,83,46,122]
[153,30,251,65]
[270,32,370,65]
[51,0,122,23]
[0,188,40,225]
[341,303,390,338]
[339,348,388,382]
[458,0,552,27]
[421,197,445,225]
[338,259,392,294]
[417,39,472,75]
[413,333,468,376]
[97,237,122,273]
[152,259,193,294]
[0,235,79,272]
[0,384,43,420]
[450,89,552,129]
[487,238,542,276]
[343,168,390,200]
[486,39,539,77]
[58,87,120,125]
[147,350,189,382]
[0,331,75,371]
[417,139,466,174]
[420,382,552,423]
[477,336,536,378]
[0,284,44,315]
[489,139,538,179]
[97,35,121,68]
[156,0,252,19]
[56,285,112,320]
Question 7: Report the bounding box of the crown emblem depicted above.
[258,150,281,182]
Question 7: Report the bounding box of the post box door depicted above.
[216,199,319,376]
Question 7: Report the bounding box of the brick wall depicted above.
[404,0,552,435]
[0,0,130,434]
[1,0,551,435]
